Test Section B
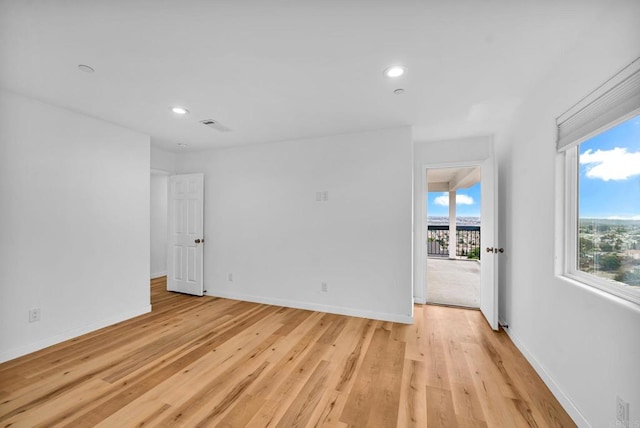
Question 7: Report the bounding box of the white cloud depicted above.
[457,194,475,205]
[606,215,640,220]
[433,193,475,206]
[433,195,449,206]
[580,147,640,181]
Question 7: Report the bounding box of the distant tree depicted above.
[614,270,640,286]
[579,237,594,253]
[614,238,623,251]
[468,247,480,260]
[599,241,613,252]
[598,254,621,271]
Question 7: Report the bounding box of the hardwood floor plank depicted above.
[215,393,267,428]
[340,326,392,427]
[404,318,426,362]
[275,359,330,427]
[95,400,172,428]
[305,317,375,427]
[366,328,405,427]
[426,385,458,428]
[450,379,486,425]
[1,379,112,428]
[463,341,523,427]
[422,306,452,389]
[191,361,271,428]
[246,341,332,426]
[0,278,576,427]
[397,359,427,427]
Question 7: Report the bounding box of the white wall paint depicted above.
[0,90,151,363]
[150,174,168,278]
[412,137,492,303]
[176,127,414,323]
[495,1,640,426]
[150,146,176,173]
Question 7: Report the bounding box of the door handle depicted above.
[486,247,504,254]
[195,238,204,244]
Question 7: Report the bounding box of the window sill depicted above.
[557,273,640,313]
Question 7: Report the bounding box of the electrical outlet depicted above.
[228,273,233,282]
[322,191,329,202]
[29,308,40,323]
[617,396,629,428]
[321,282,328,292]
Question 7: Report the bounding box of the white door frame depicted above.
[417,157,499,329]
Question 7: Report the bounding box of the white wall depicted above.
[151,146,176,173]
[176,127,414,323]
[413,137,492,303]
[495,1,640,426]
[0,90,151,363]
[150,173,168,278]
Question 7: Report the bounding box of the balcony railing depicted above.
[427,225,481,259]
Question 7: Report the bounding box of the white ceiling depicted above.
[427,166,480,192]
[0,1,609,152]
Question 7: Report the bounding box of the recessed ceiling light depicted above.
[177,143,188,149]
[171,106,189,115]
[78,64,95,73]
[383,65,407,78]
[394,88,405,95]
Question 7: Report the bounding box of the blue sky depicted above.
[579,114,640,219]
[427,182,481,217]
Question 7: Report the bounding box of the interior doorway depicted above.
[150,169,170,279]
[425,166,481,308]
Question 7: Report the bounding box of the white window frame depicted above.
[561,111,640,306]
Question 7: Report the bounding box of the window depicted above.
[558,57,640,305]
[576,115,640,301]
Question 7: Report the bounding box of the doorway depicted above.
[417,154,499,330]
[425,166,481,308]
[150,169,170,279]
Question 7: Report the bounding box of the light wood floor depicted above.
[0,277,575,427]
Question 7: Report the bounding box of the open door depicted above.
[480,156,499,329]
[167,173,204,296]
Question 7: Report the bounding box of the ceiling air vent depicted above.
[200,119,231,132]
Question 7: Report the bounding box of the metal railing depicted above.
[427,225,481,259]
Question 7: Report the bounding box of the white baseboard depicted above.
[208,290,414,324]
[501,324,590,428]
[414,296,427,304]
[151,271,167,279]
[0,305,152,364]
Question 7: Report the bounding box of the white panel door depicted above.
[480,156,499,330]
[167,173,204,296]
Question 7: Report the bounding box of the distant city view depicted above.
[578,218,640,288]
[428,216,480,226]
[427,217,481,259]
